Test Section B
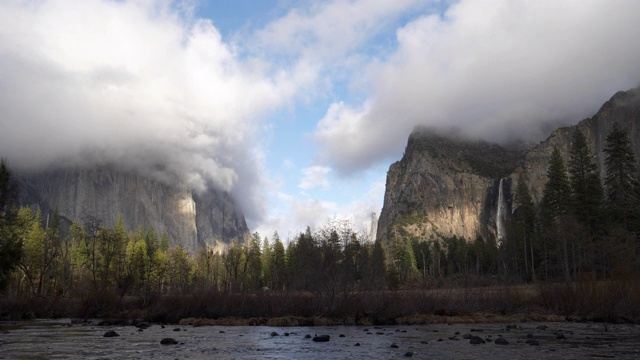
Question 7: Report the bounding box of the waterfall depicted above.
[496,178,506,242]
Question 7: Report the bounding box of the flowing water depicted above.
[496,178,506,242]
[1,320,640,359]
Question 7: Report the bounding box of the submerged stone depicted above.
[160,338,178,345]
[313,335,331,342]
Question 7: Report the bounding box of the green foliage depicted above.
[540,147,572,225]
[604,122,640,230]
[509,174,538,280]
[270,233,286,291]
[245,232,263,291]
[0,160,22,291]
[568,128,605,233]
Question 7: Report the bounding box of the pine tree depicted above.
[603,122,639,230]
[0,160,22,291]
[568,128,605,232]
[513,174,537,279]
[271,233,286,291]
[541,147,572,223]
[540,147,572,281]
[246,232,263,291]
[261,236,271,289]
[370,239,386,289]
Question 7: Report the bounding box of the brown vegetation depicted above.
[2,275,639,325]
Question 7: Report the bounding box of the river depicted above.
[1,319,639,359]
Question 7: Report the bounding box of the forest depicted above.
[0,123,639,324]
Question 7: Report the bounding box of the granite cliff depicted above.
[18,166,249,253]
[377,86,640,244]
[377,128,522,242]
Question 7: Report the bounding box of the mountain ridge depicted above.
[378,86,640,244]
[17,165,249,253]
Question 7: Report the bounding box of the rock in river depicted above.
[313,335,331,342]
[160,338,178,345]
[103,330,119,337]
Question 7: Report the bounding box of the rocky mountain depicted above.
[515,87,640,203]
[377,86,640,244]
[377,128,522,242]
[18,166,249,253]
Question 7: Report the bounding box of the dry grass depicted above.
[2,279,639,325]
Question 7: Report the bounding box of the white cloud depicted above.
[0,0,298,224]
[254,0,423,60]
[299,165,331,190]
[313,0,640,173]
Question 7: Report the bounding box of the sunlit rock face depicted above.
[378,86,640,244]
[19,166,249,253]
[377,127,520,243]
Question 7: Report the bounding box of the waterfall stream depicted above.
[496,178,506,242]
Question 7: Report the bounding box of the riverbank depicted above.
[2,281,639,325]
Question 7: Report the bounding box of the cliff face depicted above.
[377,129,521,242]
[19,166,249,253]
[378,86,640,243]
[515,87,640,203]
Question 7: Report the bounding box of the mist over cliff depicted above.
[377,86,640,244]
[18,165,249,253]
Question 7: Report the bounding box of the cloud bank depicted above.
[0,0,299,223]
[314,0,640,173]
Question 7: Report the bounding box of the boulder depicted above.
[312,335,331,342]
[160,338,178,345]
[495,337,509,345]
[103,330,119,337]
[135,321,150,329]
[469,336,486,344]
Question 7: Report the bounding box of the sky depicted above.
[1,0,640,242]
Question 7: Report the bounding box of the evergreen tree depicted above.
[261,236,271,289]
[540,147,572,281]
[513,174,537,279]
[271,233,286,291]
[541,147,572,223]
[603,122,639,230]
[126,233,149,294]
[290,227,319,291]
[0,160,22,291]
[568,128,605,232]
[20,208,45,296]
[370,239,386,290]
[166,245,191,294]
[246,232,263,291]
